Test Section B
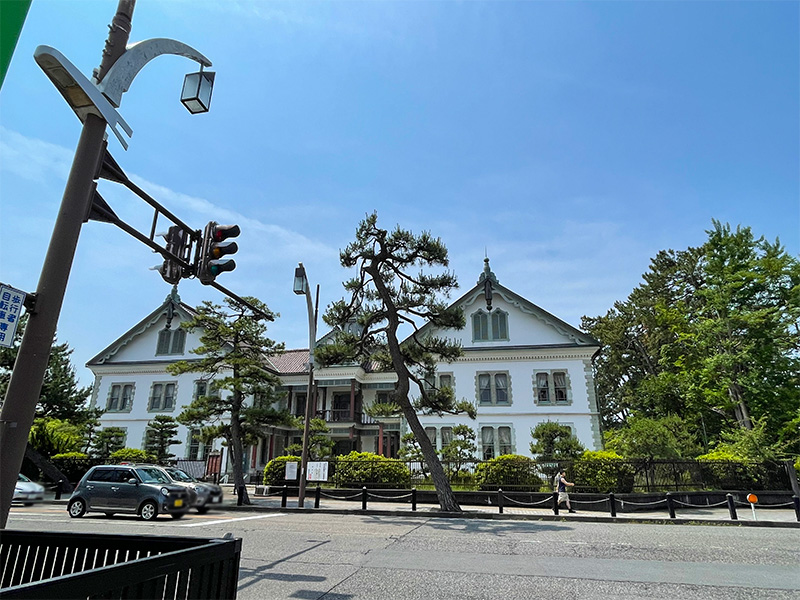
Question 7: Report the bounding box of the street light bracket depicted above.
[97,38,212,108]
[34,45,133,149]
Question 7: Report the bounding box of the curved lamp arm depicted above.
[97,38,212,108]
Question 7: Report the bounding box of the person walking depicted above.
[555,468,576,513]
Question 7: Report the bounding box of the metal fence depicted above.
[264,457,794,493]
[0,530,242,599]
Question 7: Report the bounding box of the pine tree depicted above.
[168,297,293,505]
[144,415,182,464]
[316,212,473,512]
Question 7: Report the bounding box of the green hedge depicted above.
[263,455,302,486]
[51,452,93,484]
[110,448,156,464]
[571,450,635,493]
[332,452,411,488]
[475,454,542,490]
[696,450,766,490]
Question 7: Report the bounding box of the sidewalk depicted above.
[221,485,800,528]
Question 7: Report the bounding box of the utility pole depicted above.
[0,1,136,529]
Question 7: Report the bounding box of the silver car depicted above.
[67,465,191,521]
[161,466,224,513]
[14,474,45,506]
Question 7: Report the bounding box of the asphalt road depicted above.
[6,504,800,599]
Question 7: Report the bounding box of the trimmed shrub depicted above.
[696,449,762,490]
[571,450,635,493]
[263,455,302,486]
[475,454,541,490]
[51,452,93,484]
[332,452,411,488]
[110,448,155,464]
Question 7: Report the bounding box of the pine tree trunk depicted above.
[230,392,251,505]
[728,383,753,430]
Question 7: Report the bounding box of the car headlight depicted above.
[161,487,170,496]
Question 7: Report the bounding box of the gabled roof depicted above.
[408,258,600,348]
[86,287,198,366]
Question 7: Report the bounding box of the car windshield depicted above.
[135,467,171,484]
[165,468,196,483]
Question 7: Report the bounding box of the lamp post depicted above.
[293,263,319,508]
[0,0,214,529]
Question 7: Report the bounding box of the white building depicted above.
[88,260,602,477]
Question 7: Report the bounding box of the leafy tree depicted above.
[168,297,292,505]
[28,418,83,458]
[583,222,800,449]
[440,425,477,472]
[316,213,473,512]
[144,415,182,464]
[285,418,335,460]
[0,314,98,426]
[91,427,126,461]
[529,422,585,462]
[603,415,700,459]
[111,448,155,463]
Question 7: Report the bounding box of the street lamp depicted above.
[0,0,214,529]
[293,263,319,508]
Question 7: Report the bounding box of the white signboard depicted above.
[306,461,329,482]
[284,461,298,480]
[0,285,25,348]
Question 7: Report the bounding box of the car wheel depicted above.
[68,498,86,518]
[23,502,34,507]
[171,513,185,520]
[139,500,158,521]
[196,506,209,514]
[104,512,115,517]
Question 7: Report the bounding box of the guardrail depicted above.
[0,530,242,599]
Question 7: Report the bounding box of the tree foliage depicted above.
[440,424,478,470]
[316,213,471,512]
[529,422,586,461]
[90,427,126,461]
[168,297,292,505]
[144,415,182,464]
[603,415,700,459]
[583,222,800,454]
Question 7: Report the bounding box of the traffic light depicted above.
[158,225,187,285]
[198,221,240,284]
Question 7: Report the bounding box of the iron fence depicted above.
[263,457,794,493]
[0,530,241,599]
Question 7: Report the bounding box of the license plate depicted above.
[212,497,221,503]
[174,499,183,507]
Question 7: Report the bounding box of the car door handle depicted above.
[111,486,120,491]
[86,485,94,490]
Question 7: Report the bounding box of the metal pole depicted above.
[0,0,135,530]
[297,282,318,508]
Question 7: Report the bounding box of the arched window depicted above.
[472,309,508,342]
[472,311,489,341]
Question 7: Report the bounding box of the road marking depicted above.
[180,513,286,527]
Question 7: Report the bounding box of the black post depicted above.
[411,487,417,512]
[552,491,559,515]
[792,496,800,522]
[361,486,368,511]
[726,493,738,520]
[666,492,676,519]
[237,485,244,506]
[314,485,321,509]
[281,485,288,508]
[498,488,504,514]
[609,492,616,518]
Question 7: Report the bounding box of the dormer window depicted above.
[472,309,508,342]
[156,327,186,356]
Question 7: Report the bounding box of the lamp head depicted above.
[181,68,215,114]
[293,263,308,295]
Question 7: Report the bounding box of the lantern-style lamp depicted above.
[181,67,215,114]
[293,263,309,295]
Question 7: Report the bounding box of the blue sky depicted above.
[1,0,798,388]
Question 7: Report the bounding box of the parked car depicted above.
[14,474,45,506]
[67,465,192,521]
[161,466,224,513]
